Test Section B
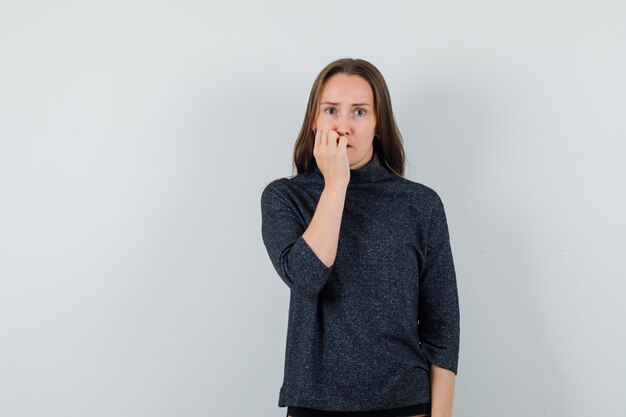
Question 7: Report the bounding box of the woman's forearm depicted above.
[430,363,456,417]
[302,181,348,267]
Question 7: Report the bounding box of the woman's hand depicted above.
[298,129,350,268]
[313,129,350,186]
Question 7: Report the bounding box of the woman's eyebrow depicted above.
[320,101,372,107]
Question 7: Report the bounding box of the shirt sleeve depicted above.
[418,191,460,375]
[260,181,335,298]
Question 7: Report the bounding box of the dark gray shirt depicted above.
[260,150,460,411]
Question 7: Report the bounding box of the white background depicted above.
[1,1,625,416]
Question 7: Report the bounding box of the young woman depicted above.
[261,58,460,417]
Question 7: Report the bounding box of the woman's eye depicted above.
[324,107,336,115]
[355,108,366,117]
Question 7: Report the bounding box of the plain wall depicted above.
[1,1,625,416]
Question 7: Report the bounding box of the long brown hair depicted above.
[293,58,405,177]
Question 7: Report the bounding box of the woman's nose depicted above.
[336,113,350,136]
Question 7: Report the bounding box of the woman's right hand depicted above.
[313,129,350,186]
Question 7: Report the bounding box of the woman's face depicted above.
[312,73,377,169]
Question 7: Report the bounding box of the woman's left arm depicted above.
[430,363,456,417]
[418,191,460,416]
